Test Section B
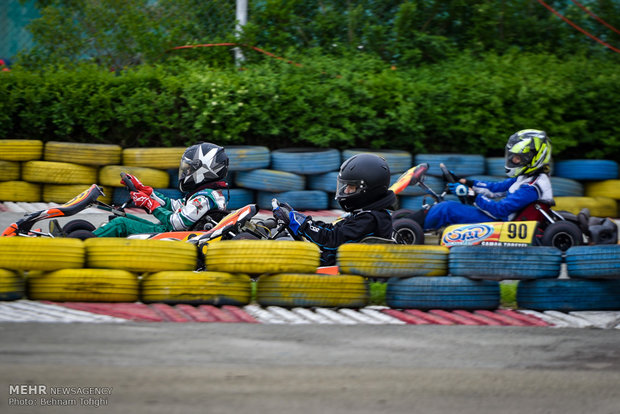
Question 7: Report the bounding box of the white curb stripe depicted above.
[291,308,335,324]
[1,301,126,323]
[543,311,595,328]
[569,311,620,329]
[266,306,312,324]
[359,308,407,325]
[4,202,28,213]
[519,310,570,328]
[338,309,383,324]
[314,308,358,324]
[243,305,287,324]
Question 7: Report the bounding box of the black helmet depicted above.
[178,142,229,193]
[336,153,391,212]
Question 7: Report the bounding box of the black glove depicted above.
[272,200,294,226]
[442,169,460,183]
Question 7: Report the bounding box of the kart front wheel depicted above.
[393,218,424,245]
[541,221,583,252]
[62,219,96,234]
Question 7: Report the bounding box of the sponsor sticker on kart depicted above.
[441,221,538,247]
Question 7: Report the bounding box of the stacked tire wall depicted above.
[1,140,618,216]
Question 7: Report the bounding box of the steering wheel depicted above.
[439,163,469,204]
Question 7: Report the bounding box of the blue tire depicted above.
[226,146,271,171]
[554,160,619,180]
[390,174,443,196]
[342,149,412,174]
[485,157,506,176]
[236,169,305,192]
[517,279,620,311]
[386,276,500,310]
[566,245,620,279]
[307,171,338,192]
[449,246,563,280]
[271,148,341,175]
[226,188,255,210]
[414,154,486,177]
[550,176,584,197]
[257,190,328,210]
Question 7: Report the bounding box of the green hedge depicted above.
[1,51,618,159]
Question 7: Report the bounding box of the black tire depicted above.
[62,219,96,234]
[393,218,424,245]
[541,221,583,252]
[392,209,416,221]
[66,229,97,240]
[231,232,260,240]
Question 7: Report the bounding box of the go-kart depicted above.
[389,162,618,251]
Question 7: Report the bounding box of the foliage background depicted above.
[3,0,620,160]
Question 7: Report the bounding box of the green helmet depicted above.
[505,129,552,178]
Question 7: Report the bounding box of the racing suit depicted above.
[294,192,396,266]
[93,186,227,237]
[423,173,553,231]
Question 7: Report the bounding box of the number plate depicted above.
[441,221,537,247]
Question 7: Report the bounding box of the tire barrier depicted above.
[386,276,500,310]
[342,149,412,174]
[44,141,122,166]
[391,174,443,196]
[0,181,41,202]
[565,245,620,279]
[226,145,271,171]
[550,176,584,197]
[307,171,338,192]
[256,273,368,308]
[205,240,320,274]
[337,244,449,278]
[122,147,186,169]
[271,148,341,175]
[554,196,618,217]
[0,139,43,161]
[414,154,486,177]
[0,238,84,271]
[554,160,619,181]
[516,279,620,311]
[43,184,113,204]
[84,238,197,272]
[28,268,139,302]
[485,157,506,176]
[99,165,170,188]
[22,161,98,184]
[257,190,328,210]
[235,169,305,192]
[398,194,459,210]
[449,246,563,280]
[226,188,255,210]
[585,180,620,199]
[0,161,20,181]
[141,271,252,305]
[0,269,24,301]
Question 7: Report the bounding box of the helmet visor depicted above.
[336,177,366,199]
[505,150,534,168]
[178,157,194,181]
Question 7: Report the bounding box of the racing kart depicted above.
[389,162,618,251]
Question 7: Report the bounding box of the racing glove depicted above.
[447,183,470,197]
[130,191,161,213]
[272,199,309,235]
[122,174,153,196]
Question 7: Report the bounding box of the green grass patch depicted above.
[500,281,518,309]
[369,281,387,306]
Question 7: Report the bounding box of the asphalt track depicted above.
[1,209,620,413]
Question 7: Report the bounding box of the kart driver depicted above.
[92,142,229,237]
[409,129,554,230]
[273,153,396,266]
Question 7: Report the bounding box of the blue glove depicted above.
[272,199,308,235]
[447,183,469,197]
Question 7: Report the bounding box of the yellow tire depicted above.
[122,147,186,169]
[44,141,122,166]
[22,160,98,184]
[337,244,450,278]
[554,196,618,217]
[42,183,112,204]
[141,271,251,305]
[85,238,197,272]
[205,240,320,274]
[28,268,139,302]
[0,181,41,202]
[98,165,170,188]
[0,269,25,301]
[0,238,84,271]
[0,140,44,161]
[0,161,20,181]
[585,180,620,200]
[257,273,368,308]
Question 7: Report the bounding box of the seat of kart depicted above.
[513,201,554,222]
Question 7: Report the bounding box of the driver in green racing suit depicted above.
[93,142,229,237]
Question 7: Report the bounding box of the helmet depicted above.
[336,153,391,212]
[505,129,552,178]
[178,142,229,193]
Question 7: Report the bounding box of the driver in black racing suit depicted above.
[273,153,395,266]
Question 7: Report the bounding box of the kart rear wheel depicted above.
[541,221,583,252]
[62,219,96,234]
[66,229,97,240]
[393,218,424,245]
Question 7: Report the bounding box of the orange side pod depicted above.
[1,223,18,237]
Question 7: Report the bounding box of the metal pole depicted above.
[235,0,248,64]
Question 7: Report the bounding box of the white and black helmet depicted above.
[178,142,229,193]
